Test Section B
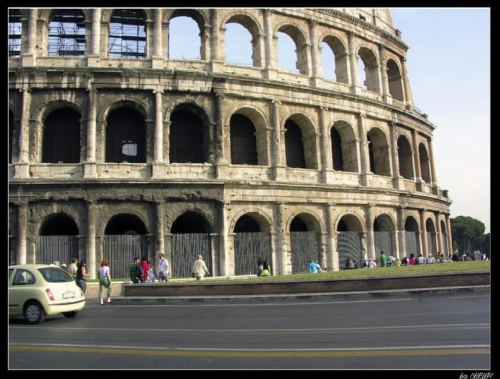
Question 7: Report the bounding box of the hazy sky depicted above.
[169,8,491,234]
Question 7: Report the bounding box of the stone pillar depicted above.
[397,207,407,260]
[14,89,30,179]
[401,57,414,106]
[151,9,163,68]
[435,212,444,256]
[348,32,360,92]
[270,99,284,180]
[308,20,319,84]
[326,204,338,271]
[87,201,96,279]
[419,209,427,257]
[219,201,229,276]
[412,129,422,189]
[84,87,97,178]
[263,9,277,79]
[428,138,438,186]
[155,201,165,257]
[319,107,333,182]
[152,89,165,177]
[275,202,286,275]
[86,9,101,66]
[22,9,37,66]
[17,203,28,265]
[365,204,375,260]
[446,214,453,256]
[390,122,402,189]
[214,90,229,178]
[357,113,370,185]
[378,43,391,102]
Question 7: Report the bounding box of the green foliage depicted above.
[451,216,486,255]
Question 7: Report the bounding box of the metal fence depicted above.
[105,234,148,279]
[290,231,321,273]
[374,231,394,256]
[427,232,437,256]
[337,231,363,267]
[36,235,78,265]
[171,233,211,278]
[405,231,419,257]
[234,232,272,276]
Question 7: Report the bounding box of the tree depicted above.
[450,216,485,256]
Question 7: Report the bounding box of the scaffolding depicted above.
[9,10,22,57]
[108,10,146,59]
[48,11,86,57]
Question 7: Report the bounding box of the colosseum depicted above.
[8,8,453,279]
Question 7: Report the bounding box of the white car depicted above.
[9,264,86,324]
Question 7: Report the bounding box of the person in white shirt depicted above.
[158,253,169,282]
[68,257,79,280]
[368,258,377,268]
[417,254,426,265]
[426,254,435,264]
[192,255,210,280]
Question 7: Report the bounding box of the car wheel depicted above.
[24,301,45,324]
[62,311,77,318]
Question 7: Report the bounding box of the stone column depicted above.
[155,201,165,257]
[357,113,370,185]
[14,88,30,179]
[87,201,96,279]
[397,206,407,260]
[16,203,28,264]
[152,89,165,177]
[326,204,338,271]
[419,209,427,257]
[22,9,37,66]
[84,87,97,178]
[365,204,375,260]
[151,9,163,68]
[435,212,444,256]
[263,9,277,79]
[401,57,414,106]
[308,20,319,85]
[390,122,402,189]
[319,107,333,182]
[412,129,422,189]
[219,201,229,276]
[428,138,438,186]
[378,43,391,101]
[270,99,284,180]
[275,202,286,275]
[348,32,360,92]
[214,90,229,178]
[87,9,101,66]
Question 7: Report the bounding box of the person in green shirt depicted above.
[380,251,388,267]
[129,257,141,283]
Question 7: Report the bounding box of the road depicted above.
[9,293,491,370]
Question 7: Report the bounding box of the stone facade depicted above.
[8,8,453,279]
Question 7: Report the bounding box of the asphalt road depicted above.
[9,292,491,370]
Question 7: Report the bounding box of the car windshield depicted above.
[38,267,74,283]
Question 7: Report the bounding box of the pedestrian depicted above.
[308,260,322,273]
[343,258,354,270]
[417,254,426,265]
[147,259,156,283]
[257,257,265,276]
[68,257,79,280]
[129,257,141,283]
[158,252,169,282]
[260,260,272,276]
[408,253,416,265]
[75,259,89,294]
[380,251,388,267]
[426,254,435,264]
[192,255,210,280]
[368,258,377,268]
[98,259,112,305]
[140,256,149,283]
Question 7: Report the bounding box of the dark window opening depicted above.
[9,9,22,57]
[171,212,208,234]
[234,215,260,233]
[42,108,81,163]
[290,217,308,232]
[285,120,306,168]
[109,9,146,59]
[48,10,86,57]
[169,110,206,163]
[230,114,258,165]
[368,137,375,173]
[105,214,148,235]
[359,14,366,21]
[40,214,79,235]
[331,127,344,171]
[106,108,146,163]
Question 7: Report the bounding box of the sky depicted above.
[168,8,491,234]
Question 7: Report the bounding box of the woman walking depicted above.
[76,259,90,294]
[98,259,112,305]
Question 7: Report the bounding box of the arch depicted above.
[167,9,208,61]
[222,12,263,67]
[40,213,79,235]
[336,213,364,268]
[226,106,269,166]
[397,134,414,179]
[171,211,211,234]
[336,213,364,232]
[104,213,148,235]
[419,142,432,182]
[105,107,146,163]
[37,212,79,266]
[387,58,404,101]
[357,46,380,93]
[289,212,322,273]
[367,127,391,176]
[108,9,146,59]
[9,9,22,57]
[404,215,420,258]
[42,107,81,163]
[277,23,310,75]
[169,103,210,163]
[425,217,437,256]
[373,213,396,257]
[320,34,349,84]
[48,9,86,57]
[440,219,448,256]
[284,114,318,169]
[230,114,258,165]
[331,120,358,172]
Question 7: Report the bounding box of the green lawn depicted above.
[108,260,489,284]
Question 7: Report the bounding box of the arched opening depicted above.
[225,23,252,66]
[171,212,212,278]
[397,135,414,179]
[37,213,79,266]
[290,215,321,273]
[109,9,146,59]
[105,107,146,163]
[48,10,86,57]
[9,9,22,57]
[331,127,343,171]
[321,35,349,84]
[404,216,420,259]
[419,143,432,183]
[426,218,437,256]
[169,107,208,163]
[320,41,336,81]
[233,214,272,275]
[230,114,258,165]
[387,59,404,101]
[336,215,364,268]
[42,108,81,163]
[9,110,15,164]
[358,47,380,93]
[367,128,391,176]
[169,15,201,60]
[277,31,299,74]
[373,215,396,258]
[104,214,148,279]
[285,120,306,168]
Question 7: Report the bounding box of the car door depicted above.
[9,268,37,316]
